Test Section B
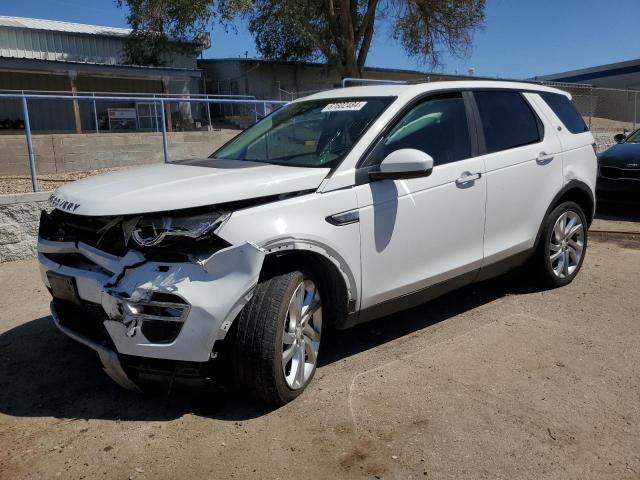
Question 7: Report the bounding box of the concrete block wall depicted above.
[0,129,239,176]
[0,192,50,262]
[0,135,57,176]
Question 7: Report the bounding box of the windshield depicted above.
[211,97,395,168]
[625,129,640,143]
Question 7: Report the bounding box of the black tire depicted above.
[533,201,588,288]
[231,269,321,405]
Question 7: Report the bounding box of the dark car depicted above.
[597,130,640,203]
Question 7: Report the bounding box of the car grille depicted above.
[600,166,640,181]
[40,209,128,256]
[39,209,232,261]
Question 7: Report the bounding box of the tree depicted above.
[117,0,485,77]
[116,0,217,65]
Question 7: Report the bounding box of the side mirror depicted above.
[369,148,434,180]
[614,133,626,143]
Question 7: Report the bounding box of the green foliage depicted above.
[393,0,486,67]
[116,0,215,65]
[247,1,322,62]
[117,0,485,75]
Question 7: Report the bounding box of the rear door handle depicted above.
[537,152,554,164]
[456,171,482,185]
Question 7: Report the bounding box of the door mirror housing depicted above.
[614,133,626,143]
[369,149,434,180]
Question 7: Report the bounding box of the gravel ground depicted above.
[588,116,634,132]
[0,167,129,195]
[0,233,639,479]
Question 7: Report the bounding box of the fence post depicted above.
[21,95,38,192]
[634,92,637,130]
[589,87,593,130]
[92,93,99,134]
[206,96,212,131]
[153,96,159,132]
[159,99,169,163]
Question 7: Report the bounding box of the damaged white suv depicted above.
[39,81,597,405]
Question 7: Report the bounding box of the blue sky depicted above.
[1,0,636,79]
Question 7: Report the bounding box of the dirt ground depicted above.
[589,116,634,133]
[0,232,639,479]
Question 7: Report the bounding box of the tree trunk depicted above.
[341,55,362,78]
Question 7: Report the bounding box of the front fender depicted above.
[216,189,362,309]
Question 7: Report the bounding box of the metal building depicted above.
[0,16,205,132]
[534,58,640,90]
[199,58,467,101]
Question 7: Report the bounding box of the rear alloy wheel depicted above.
[549,211,585,279]
[232,270,323,405]
[535,201,588,288]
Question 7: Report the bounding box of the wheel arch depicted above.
[534,180,595,250]
[258,242,355,329]
[555,180,595,226]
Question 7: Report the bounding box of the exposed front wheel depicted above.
[534,201,588,288]
[232,269,322,405]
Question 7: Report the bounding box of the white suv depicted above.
[38,81,597,404]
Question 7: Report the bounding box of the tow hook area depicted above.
[50,303,142,392]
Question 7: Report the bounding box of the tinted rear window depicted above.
[540,92,588,134]
[474,91,542,154]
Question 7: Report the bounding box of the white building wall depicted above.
[0,21,198,69]
[0,27,125,65]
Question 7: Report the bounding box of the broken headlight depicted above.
[130,212,230,247]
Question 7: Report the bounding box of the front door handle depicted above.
[537,152,554,164]
[456,171,482,185]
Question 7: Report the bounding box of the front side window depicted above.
[474,91,542,154]
[363,93,472,167]
[212,97,395,168]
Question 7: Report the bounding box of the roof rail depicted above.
[341,77,410,88]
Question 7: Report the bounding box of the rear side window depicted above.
[474,91,542,154]
[539,92,589,134]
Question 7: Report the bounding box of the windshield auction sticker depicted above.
[321,101,368,112]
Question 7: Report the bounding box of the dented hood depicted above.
[50,159,330,216]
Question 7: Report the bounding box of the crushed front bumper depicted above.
[39,239,265,373]
[50,302,143,391]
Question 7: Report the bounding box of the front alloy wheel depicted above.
[232,269,323,405]
[282,280,322,390]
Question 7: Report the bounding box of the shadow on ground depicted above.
[0,269,537,422]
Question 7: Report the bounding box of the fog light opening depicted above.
[118,293,191,344]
